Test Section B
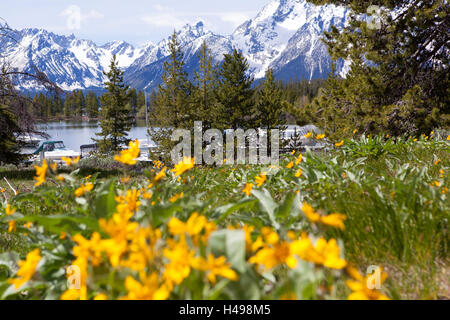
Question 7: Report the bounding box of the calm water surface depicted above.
[37,120,152,151]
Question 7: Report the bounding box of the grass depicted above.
[0,134,449,299]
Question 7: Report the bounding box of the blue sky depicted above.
[1,0,270,45]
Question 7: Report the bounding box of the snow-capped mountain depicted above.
[1,0,352,92]
[124,21,233,90]
[231,0,350,80]
[0,27,152,91]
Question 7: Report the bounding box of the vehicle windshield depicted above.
[53,142,65,149]
[44,142,65,151]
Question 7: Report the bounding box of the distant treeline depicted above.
[28,88,146,119]
[27,79,326,121]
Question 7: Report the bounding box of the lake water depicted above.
[37,120,152,152]
[36,121,323,152]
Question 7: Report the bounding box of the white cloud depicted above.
[220,12,252,27]
[141,14,188,28]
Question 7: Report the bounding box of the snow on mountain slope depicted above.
[1,0,352,92]
[0,28,151,91]
[232,0,350,79]
[125,21,233,91]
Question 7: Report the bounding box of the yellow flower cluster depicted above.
[8,249,42,289]
[171,157,195,176]
[255,172,267,187]
[114,140,140,165]
[61,156,80,166]
[248,227,347,271]
[346,266,390,300]
[74,183,94,197]
[302,203,347,230]
[61,185,237,300]
[242,183,253,196]
[34,159,48,187]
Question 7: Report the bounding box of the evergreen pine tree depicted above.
[0,105,24,164]
[216,49,255,130]
[255,69,286,130]
[85,91,99,118]
[94,54,133,152]
[149,31,192,158]
[305,0,449,138]
[192,41,219,130]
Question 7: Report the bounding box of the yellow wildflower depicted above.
[171,157,195,176]
[335,140,344,147]
[346,266,390,300]
[8,220,16,232]
[286,161,294,169]
[56,175,65,182]
[163,238,196,287]
[434,159,441,166]
[169,192,184,203]
[34,159,48,187]
[120,176,130,184]
[60,231,67,240]
[353,129,358,135]
[302,203,347,230]
[192,254,238,284]
[255,172,267,187]
[49,162,57,172]
[168,213,206,238]
[291,150,296,155]
[114,140,140,165]
[142,191,153,200]
[8,248,41,289]
[295,154,303,165]
[61,156,80,166]
[121,273,169,300]
[442,187,448,194]
[94,294,108,300]
[320,213,347,231]
[302,203,321,223]
[316,134,325,140]
[0,188,5,193]
[74,182,94,197]
[249,240,298,270]
[431,181,441,188]
[243,183,253,196]
[154,167,167,182]
[5,204,16,216]
[291,234,347,269]
[295,168,302,178]
[304,132,312,139]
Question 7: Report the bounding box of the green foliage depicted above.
[1,135,448,299]
[85,91,99,118]
[149,31,192,159]
[0,106,24,165]
[192,41,220,131]
[254,69,286,130]
[304,0,449,139]
[216,49,255,130]
[94,55,134,153]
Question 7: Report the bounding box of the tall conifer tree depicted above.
[94,55,133,152]
[149,31,192,158]
[216,49,255,130]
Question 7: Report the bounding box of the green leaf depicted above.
[275,192,296,219]
[214,199,257,224]
[208,229,246,272]
[252,189,279,229]
[17,215,99,235]
[93,179,117,219]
